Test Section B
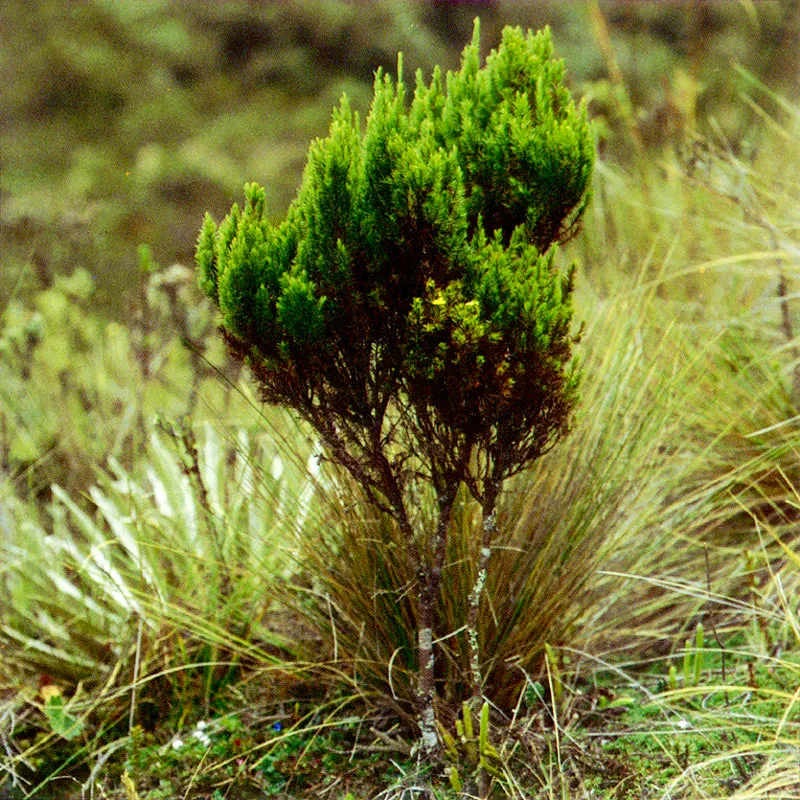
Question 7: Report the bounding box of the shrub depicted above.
[196,19,593,750]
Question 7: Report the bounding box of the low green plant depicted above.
[120,770,141,800]
[677,622,706,690]
[438,700,505,795]
[120,714,268,798]
[40,684,84,742]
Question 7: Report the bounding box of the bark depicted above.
[466,495,499,800]
[415,485,458,755]
[467,483,500,709]
[314,412,446,754]
[416,618,438,753]
[383,496,440,755]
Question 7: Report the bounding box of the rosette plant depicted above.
[196,19,593,752]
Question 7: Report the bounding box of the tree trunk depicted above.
[416,597,439,754]
[414,486,457,755]
[467,483,500,709]
[466,494,499,799]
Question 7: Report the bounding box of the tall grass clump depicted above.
[619,81,800,643]
[289,282,696,719]
[584,327,800,661]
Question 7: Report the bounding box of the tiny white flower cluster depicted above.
[168,720,212,751]
[192,719,212,747]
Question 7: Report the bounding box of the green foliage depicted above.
[41,686,84,742]
[423,22,594,249]
[198,24,592,483]
[120,715,269,798]
[111,712,405,800]
[438,701,505,792]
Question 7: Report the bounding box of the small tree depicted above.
[196,19,593,753]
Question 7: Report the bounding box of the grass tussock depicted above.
[286,283,702,720]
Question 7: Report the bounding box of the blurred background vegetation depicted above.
[3,0,798,503]
[3,0,798,313]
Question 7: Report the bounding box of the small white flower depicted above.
[171,738,184,750]
[677,719,691,730]
[191,722,211,746]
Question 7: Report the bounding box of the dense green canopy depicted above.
[197,21,593,495]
